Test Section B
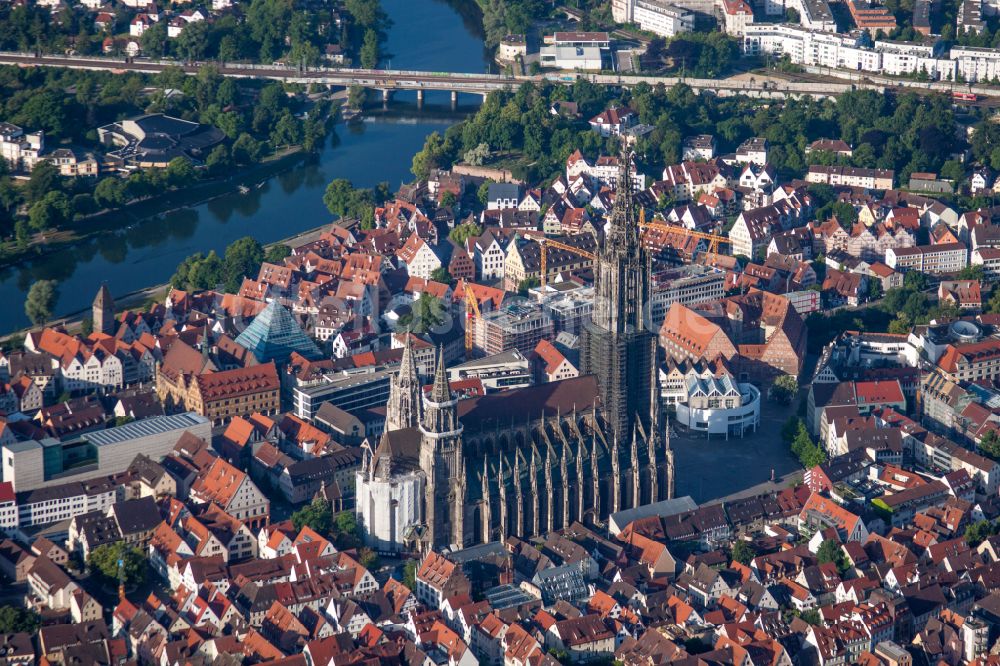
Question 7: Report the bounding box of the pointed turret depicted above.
[630,421,641,509]
[200,327,211,369]
[610,430,621,515]
[387,334,422,431]
[498,454,508,539]
[481,455,491,543]
[648,348,662,503]
[430,346,451,403]
[560,442,570,528]
[590,436,601,524]
[418,343,464,550]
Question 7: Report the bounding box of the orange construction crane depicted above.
[638,209,730,262]
[463,282,481,359]
[539,238,597,288]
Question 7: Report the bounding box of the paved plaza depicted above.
[672,394,802,504]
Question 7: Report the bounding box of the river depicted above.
[0,0,490,334]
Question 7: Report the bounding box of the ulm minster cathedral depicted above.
[356,153,676,554]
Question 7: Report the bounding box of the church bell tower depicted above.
[580,149,657,443]
[419,347,465,550]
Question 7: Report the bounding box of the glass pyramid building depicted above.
[235,300,323,364]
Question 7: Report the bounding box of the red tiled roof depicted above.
[195,362,279,401]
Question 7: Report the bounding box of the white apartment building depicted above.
[951,46,1000,82]
[806,165,894,190]
[886,242,968,274]
[742,24,955,79]
[879,40,954,78]
[972,246,1000,279]
[633,0,694,37]
[0,123,44,172]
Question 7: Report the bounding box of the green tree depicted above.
[333,510,361,548]
[731,540,756,565]
[87,542,146,587]
[781,416,801,444]
[80,317,93,337]
[399,293,446,334]
[205,144,232,176]
[23,161,61,205]
[166,157,196,187]
[464,142,491,166]
[903,271,928,292]
[140,20,168,58]
[265,244,292,264]
[324,178,356,217]
[478,182,492,207]
[449,221,481,246]
[0,606,40,633]
[291,498,333,535]
[28,191,71,231]
[430,267,452,284]
[72,193,97,217]
[13,91,67,138]
[94,177,127,208]
[979,429,1000,459]
[965,519,997,546]
[271,112,302,148]
[411,131,454,180]
[790,421,826,469]
[358,547,380,570]
[232,133,262,165]
[348,86,368,109]
[799,609,822,625]
[25,280,58,326]
[401,558,418,589]
[360,28,380,69]
[816,539,848,573]
[957,265,985,281]
[769,375,798,405]
[223,236,265,293]
[171,251,225,291]
[867,277,883,301]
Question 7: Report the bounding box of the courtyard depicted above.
[672,392,802,504]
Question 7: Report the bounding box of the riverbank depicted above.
[0,221,336,346]
[0,0,489,335]
[0,144,312,271]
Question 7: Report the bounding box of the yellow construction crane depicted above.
[638,209,731,262]
[463,282,481,359]
[539,238,597,288]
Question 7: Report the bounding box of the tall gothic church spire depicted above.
[386,334,422,431]
[580,147,656,442]
[419,346,465,550]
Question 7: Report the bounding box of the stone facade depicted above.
[357,151,676,554]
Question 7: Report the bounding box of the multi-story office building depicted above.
[476,303,554,356]
[633,0,695,37]
[292,368,394,420]
[649,265,725,328]
[1,413,211,492]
